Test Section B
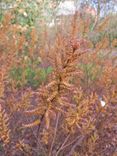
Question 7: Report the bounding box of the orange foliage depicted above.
[0,12,116,156]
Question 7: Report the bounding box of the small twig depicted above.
[37,109,46,138]
[65,136,84,156]
[56,135,84,156]
[25,116,47,156]
[55,133,71,156]
[49,112,60,156]
[61,135,84,151]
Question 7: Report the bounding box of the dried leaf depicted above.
[23,119,40,128]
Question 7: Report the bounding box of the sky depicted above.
[57,0,117,16]
[57,0,80,16]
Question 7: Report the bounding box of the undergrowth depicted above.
[0,11,117,156]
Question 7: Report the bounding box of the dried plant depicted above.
[0,104,10,145]
[0,9,116,156]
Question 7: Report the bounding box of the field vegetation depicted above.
[0,0,117,155]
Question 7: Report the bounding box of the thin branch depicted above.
[37,109,47,138]
[91,0,101,31]
[61,135,84,151]
[56,135,84,156]
[67,136,84,156]
[49,112,60,156]
[55,133,71,156]
[25,116,47,156]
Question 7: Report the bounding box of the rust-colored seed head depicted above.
[70,38,80,51]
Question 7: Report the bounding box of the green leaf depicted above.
[0,12,3,23]
[46,66,53,74]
